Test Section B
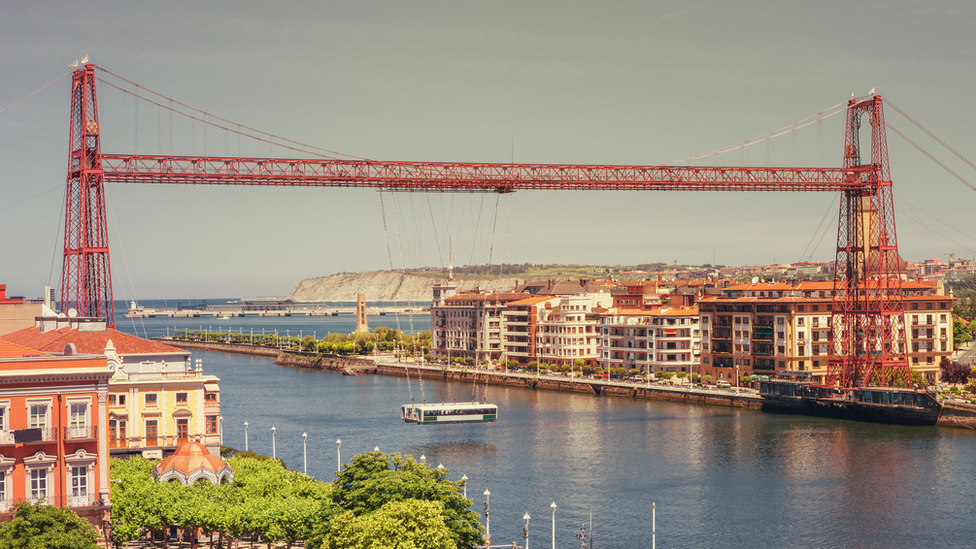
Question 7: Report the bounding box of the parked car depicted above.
[716,380,732,389]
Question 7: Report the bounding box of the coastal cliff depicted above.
[285,271,520,302]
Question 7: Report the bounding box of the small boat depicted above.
[759,379,942,426]
[401,402,498,424]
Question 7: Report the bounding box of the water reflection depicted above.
[191,349,976,549]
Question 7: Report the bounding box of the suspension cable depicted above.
[95,66,367,160]
[886,122,976,193]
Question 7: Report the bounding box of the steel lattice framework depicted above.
[827,96,909,388]
[61,66,910,386]
[99,155,869,193]
[61,64,113,325]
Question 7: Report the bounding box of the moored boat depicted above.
[758,379,942,426]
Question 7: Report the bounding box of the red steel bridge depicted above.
[62,63,905,388]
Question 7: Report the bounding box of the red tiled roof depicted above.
[0,340,53,359]
[0,327,186,356]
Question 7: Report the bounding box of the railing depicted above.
[64,425,97,441]
[10,493,103,509]
[10,428,56,443]
[126,370,202,381]
[0,431,14,446]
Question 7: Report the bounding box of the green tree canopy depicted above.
[0,503,100,549]
[321,500,455,549]
[308,451,482,549]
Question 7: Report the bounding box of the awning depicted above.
[204,383,219,392]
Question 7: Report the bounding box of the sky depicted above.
[1,1,975,300]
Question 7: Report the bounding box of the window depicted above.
[30,469,47,502]
[205,393,217,402]
[145,420,158,446]
[0,472,5,509]
[177,419,189,443]
[69,403,87,429]
[0,405,5,432]
[108,395,116,406]
[206,415,218,434]
[176,393,188,404]
[145,394,157,406]
[29,404,47,430]
[71,466,88,497]
[798,318,805,326]
[119,395,126,406]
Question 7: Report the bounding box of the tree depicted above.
[320,500,455,549]
[308,451,483,549]
[0,503,100,549]
[941,357,972,384]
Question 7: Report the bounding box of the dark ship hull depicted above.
[759,380,942,426]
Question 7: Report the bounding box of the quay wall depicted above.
[938,402,976,429]
[157,339,282,358]
[269,349,762,409]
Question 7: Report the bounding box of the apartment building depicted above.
[0,339,112,529]
[697,281,952,385]
[599,306,701,375]
[503,292,612,367]
[430,282,529,363]
[1,316,221,458]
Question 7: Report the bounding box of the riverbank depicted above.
[157,338,976,428]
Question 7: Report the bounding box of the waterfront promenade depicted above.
[155,337,763,409]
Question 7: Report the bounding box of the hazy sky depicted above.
[1,1,974,299]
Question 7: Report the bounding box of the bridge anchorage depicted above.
[61,63,907,388]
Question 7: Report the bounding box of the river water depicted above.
[114,302,976,548]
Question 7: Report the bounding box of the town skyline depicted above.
[2,1,975,299]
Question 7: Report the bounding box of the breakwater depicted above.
[159,337,976,428]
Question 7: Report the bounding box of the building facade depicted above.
[599,306,701,376]
[0,340,112,530]
[697,281,952,385]
[0,317,222,458]
[430,277,529,363]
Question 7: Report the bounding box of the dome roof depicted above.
[152,442,233,485]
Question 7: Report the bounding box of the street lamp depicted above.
[550,502,557,549]
[336,439,341,472]
[302,432,308,475]
[484,489,491,544]
[271,426,277,459]
[243,421,249,452]
[523,512,531,549]
[460,474,468,499]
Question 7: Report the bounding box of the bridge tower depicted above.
[60,64,114,326]
[828,95,910,387]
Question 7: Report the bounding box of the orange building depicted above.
[0,339,112,529]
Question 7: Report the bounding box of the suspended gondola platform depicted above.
[401,402,498,424]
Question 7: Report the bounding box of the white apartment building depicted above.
[503,292,612,367]
[599,307,701,375]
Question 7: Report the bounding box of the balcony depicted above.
[8,428,56,444]
[9,494,103,510]
[64,425,97,441]
[127,370,203,382]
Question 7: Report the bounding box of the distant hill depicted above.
[286,271,519,302]
[285,265,617,302]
